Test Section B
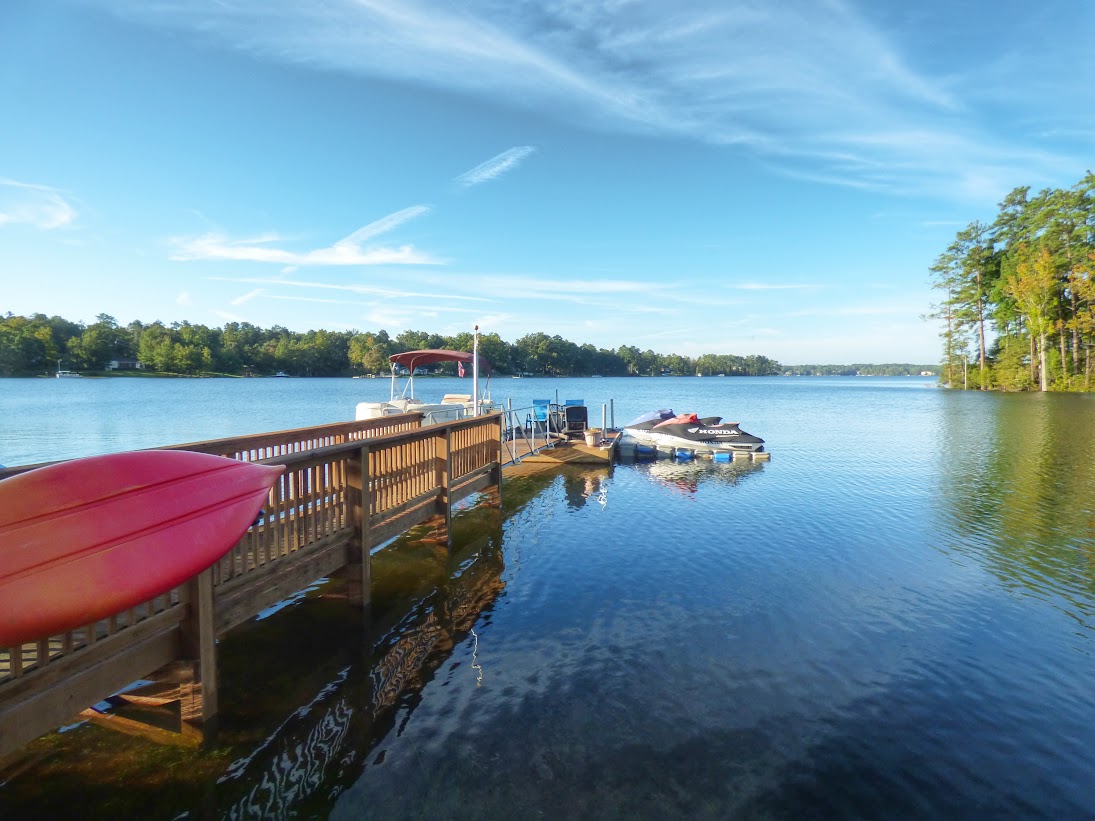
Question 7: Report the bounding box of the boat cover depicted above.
[389,349,492,373]
[654,413,700,428]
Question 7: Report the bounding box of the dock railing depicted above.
[501,400,564,463]
[0,412,504,759]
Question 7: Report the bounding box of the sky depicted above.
[1,1,1093,364]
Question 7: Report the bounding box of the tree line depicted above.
[781,364,936,376]
[0,313,783,378]
[929,172,1095,391]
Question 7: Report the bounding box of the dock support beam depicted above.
[436,427,453,548]
[492,416,504,509]
[345,445,371,607]
[180,568,218,724]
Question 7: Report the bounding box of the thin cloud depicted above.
[207,275,493,302]
[334,205,430,244]
[230,288,265,305]
[263,294,484,314]
[785,303,916,318]
[176,291,192,306]
[441,272,661,298]
[455,146,536,187]
[734,283,818,291]
[171,206,439,265]
[95,0,1090,199]
[0,178,77,229]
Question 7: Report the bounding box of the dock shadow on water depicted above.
[0,469,570,819]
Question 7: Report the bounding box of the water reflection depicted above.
[562,470,609,511]
[216,460,763,819]
[632,457,765,498]
[210,511,509,817]
[938,392,1095,631]
[0,471,566,819]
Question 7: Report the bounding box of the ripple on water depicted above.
[6,380,1095,818]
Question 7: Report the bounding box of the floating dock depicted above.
[616,437,771,462]
[502,430,618,476]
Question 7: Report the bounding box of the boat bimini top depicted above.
[387,349,492,401]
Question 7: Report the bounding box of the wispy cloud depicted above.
[734,283,818,291]
[176,291,192,306]
[207,275,492,302]
[171,206,438,265]
[440,272,660,298]
[230,288,265,305]
[97,0,1091,199]
[263,294,484,315]
[0,178,77,229]
[455,146,536,187]
[784,302,917,318]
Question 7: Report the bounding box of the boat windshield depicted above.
[625,409,675,427]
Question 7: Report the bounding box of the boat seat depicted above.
[562,404,588,436]
[441,394,472,404]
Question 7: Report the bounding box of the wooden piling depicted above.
[179,569,218,723]
[436,425,453,547]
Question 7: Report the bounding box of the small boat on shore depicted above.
[623,409,765,453]
[55,359,81,378]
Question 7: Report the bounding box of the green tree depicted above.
[1006,243,1059,392]
[349,331,392,374]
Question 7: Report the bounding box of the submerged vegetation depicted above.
[929,172,1095,391]
[0,313,782,378]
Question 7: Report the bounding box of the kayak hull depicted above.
[0,450,285,647]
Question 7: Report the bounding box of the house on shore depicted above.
[106,358,144,371]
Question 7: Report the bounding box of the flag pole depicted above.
[472,324,480,417]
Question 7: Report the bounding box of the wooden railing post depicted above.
[493,414,504,508]
[436,425,452,547]
[346,445,371,606]
[180,568,218,723]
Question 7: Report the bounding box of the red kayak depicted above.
[0,450,285,647]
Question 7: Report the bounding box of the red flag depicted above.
[458,361,465,377]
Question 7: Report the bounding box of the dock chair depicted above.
[527,399,552,439]
[562,399,588,438]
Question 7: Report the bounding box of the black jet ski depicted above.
[623,409,765,452]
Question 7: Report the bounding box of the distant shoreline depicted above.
[7,370,937,380]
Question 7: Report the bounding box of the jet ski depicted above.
[623,409,765,452]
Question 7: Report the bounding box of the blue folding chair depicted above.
[528,399,551,436]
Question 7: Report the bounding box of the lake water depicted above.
[2,376,1094,818]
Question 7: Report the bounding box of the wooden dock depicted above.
[0,412,504,760]
[501,429,618,475]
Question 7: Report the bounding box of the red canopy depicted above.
[389,349,492,373]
